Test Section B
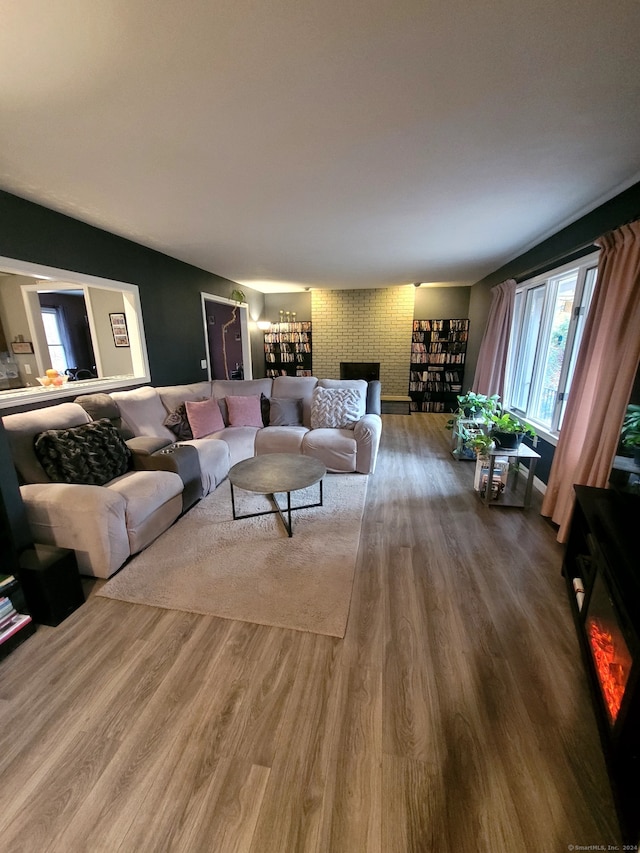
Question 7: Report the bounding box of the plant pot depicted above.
[492,430,523,450]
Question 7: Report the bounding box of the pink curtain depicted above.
[541,220,640,542]
[471,279,516,398]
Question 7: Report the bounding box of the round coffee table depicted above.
[228,453,327,537]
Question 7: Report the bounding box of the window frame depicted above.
[505,250,600,442]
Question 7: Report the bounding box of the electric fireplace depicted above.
[563,486,640,845]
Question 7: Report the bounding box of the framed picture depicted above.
[109,312,130,347]
[11,341,34,354]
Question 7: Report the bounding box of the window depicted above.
[505,252,599,437]
[41,308,72,374]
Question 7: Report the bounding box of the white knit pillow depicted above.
[310,387,364,430]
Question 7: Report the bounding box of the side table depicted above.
[18,544,85,626]
[479,444,541,508]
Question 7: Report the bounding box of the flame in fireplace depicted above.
[587,618,628,724]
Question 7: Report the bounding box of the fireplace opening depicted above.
[586,571,633,726]
[340,362,380,382]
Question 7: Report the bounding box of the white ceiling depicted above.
[1,1,640,292]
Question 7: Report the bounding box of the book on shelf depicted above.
[0,612,32,645]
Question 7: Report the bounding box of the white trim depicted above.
[0,255,150,409]
[200,292,253,381]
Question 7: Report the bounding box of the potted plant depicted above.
[467,432,495,457]
[621,404,640,465]
[623,433,640,465]
[446,392,501,459]
[446,392,501,424]
[489,412,536,449]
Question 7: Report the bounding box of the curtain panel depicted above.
[541,220,640,542]
[471,279,516,399]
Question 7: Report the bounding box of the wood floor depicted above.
[0,414,622,852]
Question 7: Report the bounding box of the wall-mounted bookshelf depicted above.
[409,318,469,412]
[264,321,312,378]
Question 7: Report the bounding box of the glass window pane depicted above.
[532,272,577,427]
[511,285,545,412]
[41,309,70,373]
[559,266,598,428]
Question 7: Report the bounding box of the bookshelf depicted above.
[264,321,312,378]
[1,575,35,660]
[409,318,469,413]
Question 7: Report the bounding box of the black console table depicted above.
[563,486,640,845]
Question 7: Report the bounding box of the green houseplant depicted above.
[621,404,640,464]
[489,412,536,449]
[446,392,501,424]
[446,392,501,459]
[467,432,495,457]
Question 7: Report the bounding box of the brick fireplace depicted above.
[311,286,414,395]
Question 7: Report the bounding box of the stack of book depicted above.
[0,575,34,657]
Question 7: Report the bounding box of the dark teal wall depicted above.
[0,190,265,387]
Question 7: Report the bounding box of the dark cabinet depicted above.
[563,486,640,845]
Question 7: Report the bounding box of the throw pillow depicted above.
[269,397,303,427]
[163,403,193,441]
[185,398,225,439]
[260,392,271,427]
[226,395,264,428]
[310,387,364,430]
[34,419,131,485]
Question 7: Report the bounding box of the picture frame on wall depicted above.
[10,341,34,354]
[109,312,130,347]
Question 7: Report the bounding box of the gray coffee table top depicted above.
[229,453,327,494]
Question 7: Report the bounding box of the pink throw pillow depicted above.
[185,398,225,438]
[226,395,264,427]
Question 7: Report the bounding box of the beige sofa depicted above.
[3,403,186,579]
[2,376,381,581]
[112,376,381,474]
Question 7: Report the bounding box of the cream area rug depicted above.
[98,473,367,638]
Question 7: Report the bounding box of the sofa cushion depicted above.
[255,426,308,456]
[34,419,131,486]
[226,395,264,427]
[302,428,358,472]
[212,378,273,423]
[157,382,213,414]
[185,398,225,438]
[3,402,92,484]
[112,386,175,441]
[163,403,194,440]
[260,392,271,426]
[269,397,303,426]
[310,386,365,429]
[271,376,317,427]
[106,470,183,556]
[317,378,368,412]
[74,393,135,440]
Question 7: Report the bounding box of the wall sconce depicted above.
[256,320,271,331]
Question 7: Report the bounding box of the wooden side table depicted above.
[480,444,541,508]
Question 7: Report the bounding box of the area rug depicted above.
[98,473,367,637]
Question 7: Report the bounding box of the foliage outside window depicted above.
[505,252,599,437]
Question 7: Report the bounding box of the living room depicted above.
[2,2,640,850]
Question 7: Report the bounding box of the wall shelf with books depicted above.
[264,321,312,378]
[409,318,469,413]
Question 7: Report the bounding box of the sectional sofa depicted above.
[2,376,381,579]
